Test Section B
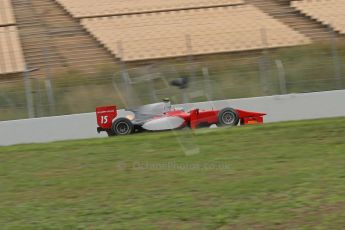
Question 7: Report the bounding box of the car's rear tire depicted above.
[218,108,239,126]
[112,118,133,135]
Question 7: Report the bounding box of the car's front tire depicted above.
[218,108,239,126]
[112,118,133,135]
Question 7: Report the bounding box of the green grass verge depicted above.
[1,117,345,229]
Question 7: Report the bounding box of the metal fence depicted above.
[0,32,344,121]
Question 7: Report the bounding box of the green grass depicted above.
[1,117,345,229]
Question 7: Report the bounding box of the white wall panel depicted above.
[1,90,344,146]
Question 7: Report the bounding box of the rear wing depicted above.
[96,105,117,129]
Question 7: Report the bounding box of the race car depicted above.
[96,100,266,136]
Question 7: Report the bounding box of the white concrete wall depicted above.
[1,90,344,146]
[182,89,345,123]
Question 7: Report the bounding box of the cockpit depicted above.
[127,102,171,123]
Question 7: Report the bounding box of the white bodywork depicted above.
[142,116,185,131]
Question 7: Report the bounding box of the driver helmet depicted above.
[162,98,171,112]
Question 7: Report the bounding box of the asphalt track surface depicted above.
[0,90,344,146]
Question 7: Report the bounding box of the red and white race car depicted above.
[96,100,266,136]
